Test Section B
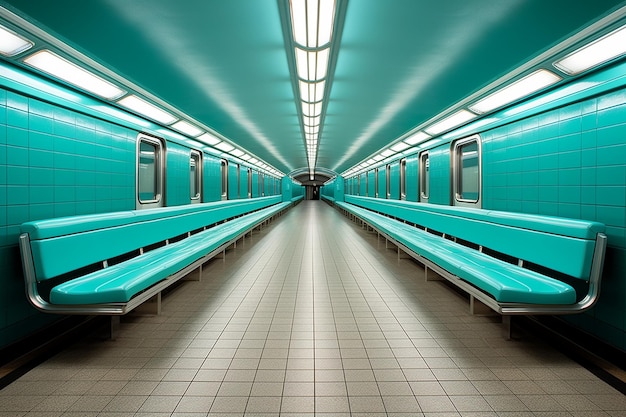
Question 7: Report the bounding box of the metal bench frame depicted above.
[334,201,607,337]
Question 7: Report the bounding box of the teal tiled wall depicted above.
[0,88,137,348]
[204,154,222,202]
[428,144,451,205]
[482,87,626,350]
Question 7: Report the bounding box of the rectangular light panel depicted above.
[555,25,626,75]
[171,120,203,137]
[25,50,125,100]
[118,95,177,124]
[0,25,32,56]
[425,109,476,135]
[470,69,561,114]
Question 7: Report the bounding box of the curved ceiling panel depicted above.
[1,0,624,176]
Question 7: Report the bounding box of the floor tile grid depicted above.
[320,202,626,416]
[0,201,624,416]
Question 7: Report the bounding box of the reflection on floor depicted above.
[1,200,624,416]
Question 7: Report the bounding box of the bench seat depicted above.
[20,197,292,315]
[336,196,606,317]
[50,203,289,305]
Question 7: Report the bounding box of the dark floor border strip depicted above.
[0,316,106,390]
[518,316,626,395]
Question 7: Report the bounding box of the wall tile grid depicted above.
[0,88,137,348]
[482,88,626,350]
[428,144,451,205]
[166,142,194,206]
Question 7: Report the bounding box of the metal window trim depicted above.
[136,133,165,209]
[452,134,482,208]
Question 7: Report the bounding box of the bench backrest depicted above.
[344,195,604,280]
[22,196,282,281]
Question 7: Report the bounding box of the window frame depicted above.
[220,159,228,200]
[452,134,482,207]
[419,150,430,203]
[190,149,202,203]
[400,158,407,200]
[247,167,252,198]
[385,164,391,199]
[136,134,164,209]
[374,168,379,198]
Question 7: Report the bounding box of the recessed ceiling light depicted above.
[25,50,125,100]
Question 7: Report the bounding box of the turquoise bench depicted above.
[19,196,292,319]
[337,196,607,326]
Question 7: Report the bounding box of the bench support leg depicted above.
[502,315,512,340]
[185,265,202,282]
[470,295,493,316]
[109,316,121,341]
[425,266,444,282]
[135,293,162,315]
[398,248,411,260]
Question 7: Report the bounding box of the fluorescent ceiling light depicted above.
[380,149,395,158]
[373,155,384,161]
[291,0,336,48]
[230,149,245,157]
[215,141,235,152]
[295,48,330,81]
[249,158,259,164]
[470,69,561,114]
[555,25,626,75]
[403,131,430,145]
[24,50,125,100]
[118,95,177,124]
[304,125,319,134]
[240,153,251,160]
[316,0,336,47]
[425,109,476,135]
[171,120,203,137]
[0,25,33,56]
[304,115,321,125]
[198,132,221,145]
[302,101,322,117]
[390,142,411,152]
[299,80,325,102]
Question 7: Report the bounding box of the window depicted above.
[220,159,228,200]
[374,168,379,198]
[419,151,429,203]
[190,150,201,203]
[386,164,391,199]
[236,164,241,199]
[400,158,407,200]
[137,135,163,208]
[453,135,481,206]
[247,168,252,198]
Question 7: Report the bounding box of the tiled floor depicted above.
[1,200,625,416]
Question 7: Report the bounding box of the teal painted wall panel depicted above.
[389,161,400,200]
[428,144,450,205]
[166,143,192,206]
[228,163,239,199]
[240,167,249,198]
[0,88,137,348]
[481,86,626,351]
[203,154,221,202]
[367,170,375,197]
[359,173,366,196]
[405,154,418,202]
[377,167,386,198]
[251,171,259,198]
